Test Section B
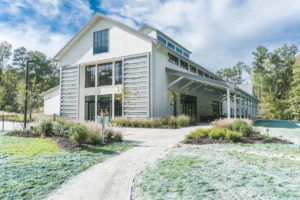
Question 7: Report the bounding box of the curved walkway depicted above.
[46,124,210,200]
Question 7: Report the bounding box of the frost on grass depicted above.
[0,131,134,200]
[133,145,300,200]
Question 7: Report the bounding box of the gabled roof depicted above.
[54,13,156,61]
[139,24,192,54]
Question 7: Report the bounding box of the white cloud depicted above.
[99,0,300,72]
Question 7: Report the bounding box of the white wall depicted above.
[44,89,60,115]
[60,18,152,67]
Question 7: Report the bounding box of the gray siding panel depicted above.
[123,53,150,117]
[60,65,79,120]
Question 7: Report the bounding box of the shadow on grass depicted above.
[84,140,138,155]
[254,119,300,128]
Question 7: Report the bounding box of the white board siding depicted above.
[60,65,79,120]
[123,53,150,117]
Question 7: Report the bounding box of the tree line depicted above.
[0,41,59,113]
[217,44,300,121]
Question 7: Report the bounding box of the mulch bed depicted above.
[5,131,83,152]
[187,135,291,145]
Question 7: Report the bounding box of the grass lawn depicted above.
[0,131,134,200]
[254,119,300,144]
[133,143,300,200]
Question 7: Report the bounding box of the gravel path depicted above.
[46,124,210,200]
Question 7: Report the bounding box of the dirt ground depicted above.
[46,124,210,200]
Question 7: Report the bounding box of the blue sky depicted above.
[1,0,300,74]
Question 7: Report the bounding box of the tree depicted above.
[288,56,300,120]
[13,47,27,71]
[216,62,251,84]
[0,41,12,74]
[166,90,180,116]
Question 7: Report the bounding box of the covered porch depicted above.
[166,67,258,122]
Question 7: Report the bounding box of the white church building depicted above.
[52,13,258,122]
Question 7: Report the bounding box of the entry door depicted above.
[211,100,220,118]
[180,94,197,118]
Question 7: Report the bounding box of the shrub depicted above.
[53,119,71,136]
[38,120,53,136]
[114,132,123,141]
[89,133,100,145]
[161,117,169,126]
[225,130,242,142]
[131,120,139,127]
[168,116,177,128]
[70,123,88,144]
[208,127,226,140]
[151,120,161,128]
[211,118,235,129]
[105,128,114,139]
[176,115,190,127]
[232,120,253,136]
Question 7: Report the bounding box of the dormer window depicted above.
[157,35,166,45]
[176,47,182,55]
[93,29,109,54]
[167,42,175,50]
[183,52,189,58]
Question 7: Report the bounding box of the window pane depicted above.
[198,69,203,76]
[168,53,178,65]
[97,94,112,118]
[85,96,95,121]
[85,65,95,88]
[93,29,109,54]
[190,65,196,73]
[114,94,122,117]
[183,52,189,58]
[205,73,209,78]
[180,60,188,70]
[176,47,182,55]
[115,61,122,85]
[98,63,112,86]
[167,42,175,50]
[157,35,166,45]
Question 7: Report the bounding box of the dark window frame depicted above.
[168,53,178,65]
[85,65,95,88]
[167,42,175,50]
[198,69,203,76]
[93,29,109,54]
[114,61,122,85]
[85,96,95,121]
[157,35,166,45]
[180,59,189,70]
[190,65,196,74]
[98,63,112,86]
[176,47,182,55]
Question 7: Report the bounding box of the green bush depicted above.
[38,120,53,136]
[53,119,71,136]
[208,127,226,140]
[176,115,190,127]
[88,133,100,145]
[70,123,88,145]
[151,120,161,128]
[105,128,114,139]
[125,121,131,127]
[160,117,169,126]
[131,120,139,127]
[232,120,253,136]
[114,132,123,141]
[168,117,177,128]
[225,130,242,142]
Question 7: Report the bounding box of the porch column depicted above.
[234,92,237,118]
[243,97,246,118]
[239,94,242,119]
[227,88,230,118]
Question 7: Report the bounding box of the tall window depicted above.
[114,94,122,117]
[85,65,95,88]
[115,61,122,85]
[97,95,112,118]
[98,63,112,86]
[85,96,95,121]
[93,29,109,54]
[168,53,178,65]
[180,60,188,70]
